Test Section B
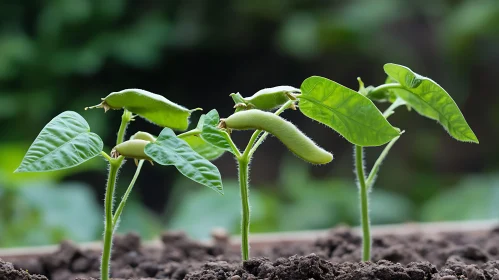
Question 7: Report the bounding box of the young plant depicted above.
[196,87,333,260]
[15,89,224,280]
[295,64,478,261]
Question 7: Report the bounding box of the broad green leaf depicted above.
[180,114,226,160]
[15,111,103,173]
[145,128,223,194]
[384,63,478,143]
[201,109,234,152]
[87,89,201,131]
[299,76,400,146]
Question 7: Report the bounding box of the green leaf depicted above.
[299,76,400,146]
[201,109,233,152]
[181,114,226,160]
[15,111,103,173]
[87,89,200,131]
[384,63,478,143]
[145,128,223,194]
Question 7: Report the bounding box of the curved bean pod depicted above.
[86,89,200,131]
[131,131,157,142]
[231,86,299,112]
[223,110,333,164]
[114,139,152,161]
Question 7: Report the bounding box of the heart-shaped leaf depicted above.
[299,76,400,147]
[384,63,478,143]
[181,114,225,160]
[201,109,234,152]
[15,111,103,173]
[145,128,223,194]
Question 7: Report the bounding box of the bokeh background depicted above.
[1,0,498,248]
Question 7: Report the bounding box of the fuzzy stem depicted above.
[355,145,371,261]
[101,109,132,280]
[237,158,250,260]
[235,100,296,261]
[112,160,145,228]
[369,83,403,96]
[116,110,133,146]
[101,156,123,280]
[366,136,400,191]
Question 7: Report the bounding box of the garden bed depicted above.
[1,220,498,280]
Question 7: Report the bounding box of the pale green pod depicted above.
[130,131,157,142]
[231,86,299,112]
[86,89,201,131]
[114,139,152,161]
[224,110,333,164]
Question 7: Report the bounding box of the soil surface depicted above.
[0,258,47,280]
[4,226,499,279]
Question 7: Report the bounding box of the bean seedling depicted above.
[201,87,334,261]
[212,63,477,262]
[15,89,224,280]
[296,64,477,261]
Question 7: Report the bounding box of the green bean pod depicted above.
[231,86,299,112]
[114,139,152,161]
[86,89,200,131]
[223,110,333,164]
[130,131,157,142]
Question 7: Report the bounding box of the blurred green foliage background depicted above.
[1,0,498,248]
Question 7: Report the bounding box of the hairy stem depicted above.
[237,158,250,260]
[234,100,296,260]
[112,160,145,228]
[355,145,371,261]
[116,110,133,146]
[366,136,400,191]
[101,156,124,280]
[101,109,133,280]
[382,97,406,118]
[369,83,403,96]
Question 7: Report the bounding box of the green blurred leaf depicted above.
[201,109,233,152]
[421,174,499,221]
[18,182,101,243]
[299,76,400,146]
[15,111,103,173]
[384,63,478,143]
[167,180,270,238]
[145,128,223,194]
[116,200,162,239]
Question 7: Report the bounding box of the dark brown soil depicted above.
[0,258,47,280]
[5,226,499,279]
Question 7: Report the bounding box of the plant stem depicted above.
[101,109,133,280]
[369,83,403,96]
[355,145,371,261]
[366,136,400,191]
[112,160,145,228]
[237,157,250,260]
[116,110,133,146]
[382,97,406,118]
[234,100,295,261]
[101,156,124,280]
